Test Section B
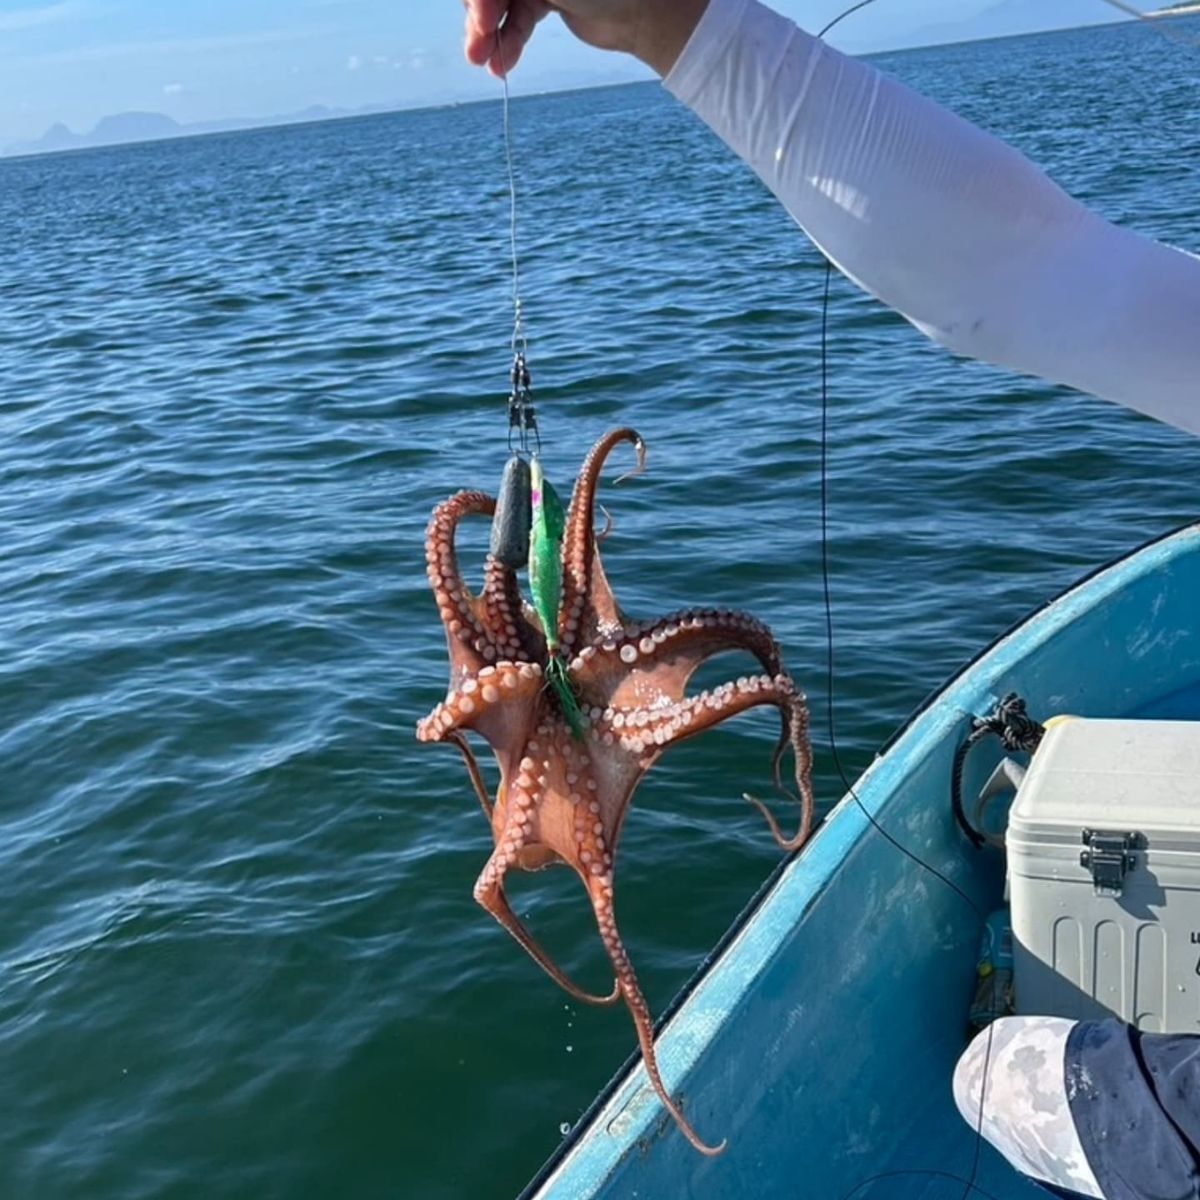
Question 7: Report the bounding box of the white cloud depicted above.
[163,82,184,95]
[0,1,83,34]
[347,52,397,71]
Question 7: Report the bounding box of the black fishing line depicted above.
[820,0,1194,1190]
[819,256,996,1200]
[815,259,983,923]
[841,1171,1007,1200]
[817,0,884,39]
[809,5,997,1196]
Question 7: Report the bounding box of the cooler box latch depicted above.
[1079,829,1140,897]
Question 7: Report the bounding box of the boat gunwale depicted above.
[519,518,1200,1199]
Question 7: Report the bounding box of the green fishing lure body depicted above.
[529,457,587,740]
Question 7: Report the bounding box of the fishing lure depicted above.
[528,457,587,740]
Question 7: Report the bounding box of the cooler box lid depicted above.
[1008,718,1200,855]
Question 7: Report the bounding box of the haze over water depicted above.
[2,16,1199,1199]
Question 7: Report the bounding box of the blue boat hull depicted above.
[525,524,1200,1200]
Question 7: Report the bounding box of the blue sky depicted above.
[0,1,1126,145]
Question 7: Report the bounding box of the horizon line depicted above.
[1,14,1145,165]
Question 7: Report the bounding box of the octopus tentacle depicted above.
[426,491,499,663]
[475,764,620,1007]
[416,663,542,743]
[560,428,646,656]
[578,609,788,725]
[482,557,541,662]
[596,505,614,545]
[602,675,815,850]
[585,608,783,676]
[445,731,493,822]
[427,493,542,664]
[746,685,815,852]
[584,871,726,1157]
[473,856,620,1008]
[564,429,646,579]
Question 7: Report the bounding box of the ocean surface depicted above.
[2,14,1199,1200]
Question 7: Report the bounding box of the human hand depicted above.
[462,0,708,78]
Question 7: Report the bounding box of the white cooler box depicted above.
[1009,717,1200,1033]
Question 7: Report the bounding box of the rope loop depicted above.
[951,693,1045,851]
[974,693,1046,755]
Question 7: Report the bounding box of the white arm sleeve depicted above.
[664,0,1200,436]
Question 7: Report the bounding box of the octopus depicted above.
[416,428,815,1155]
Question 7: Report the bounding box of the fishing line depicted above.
[819,258,996,1200]
[497,19,538,459]
[501,36,528,370]
[822,1,1197,1189]
[818,0,884,39]
[808,5,996,1196]
[815,260,982,923]
[819,0,1200,1189]
[820,0,1200,50]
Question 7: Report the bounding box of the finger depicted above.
[464,0,505,33]
[486,0,551,76]
[463,0,508,66]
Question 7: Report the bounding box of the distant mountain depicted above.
[2,105,381,159]
[14,112,187,156]
[92,112,183,145]
[27,122,80,154]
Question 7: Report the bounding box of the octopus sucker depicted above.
[417,429,815,1155]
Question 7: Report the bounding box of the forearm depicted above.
[664,0,1200,435]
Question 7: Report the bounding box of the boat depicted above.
[520,522,1200,1200]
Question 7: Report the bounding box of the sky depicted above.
[0,0,1128,146]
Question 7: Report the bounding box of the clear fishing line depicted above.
[500,35,529,369]
[495,18,539,458]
